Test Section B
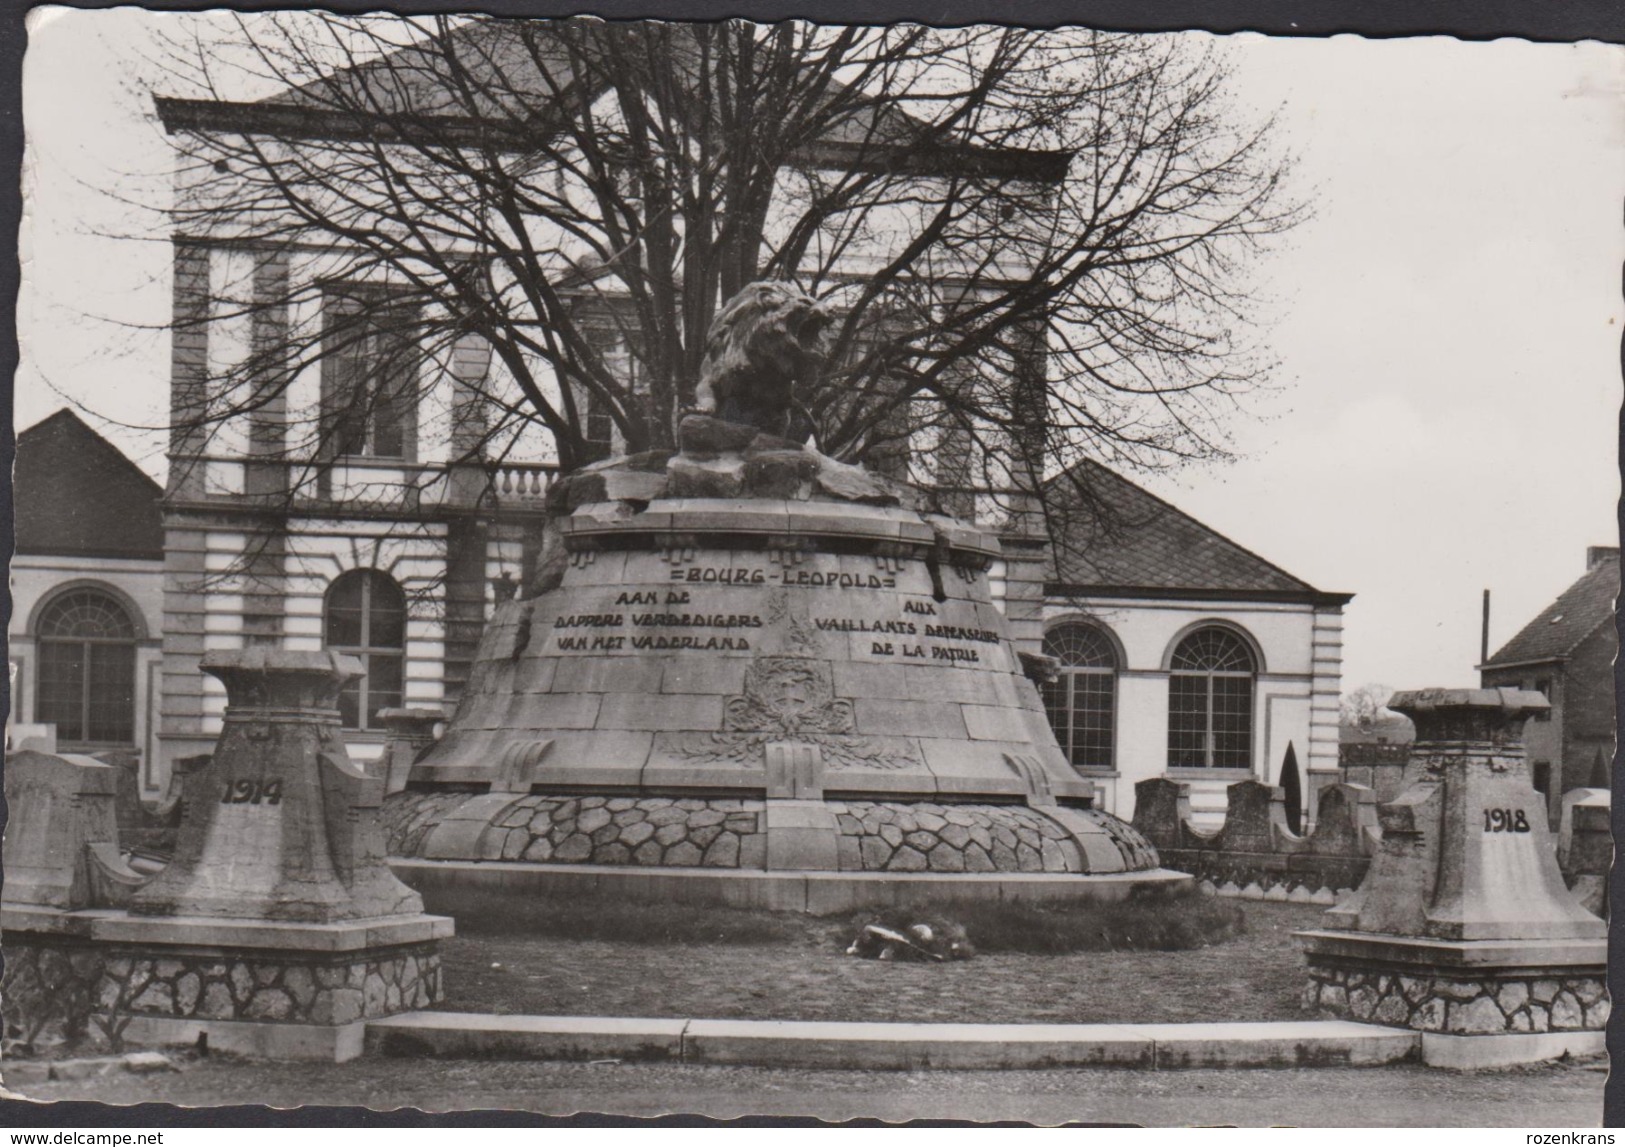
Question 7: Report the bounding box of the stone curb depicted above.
[392,858,1192,916]
[2,1051,175,1087]
[366,1013,1423,1070]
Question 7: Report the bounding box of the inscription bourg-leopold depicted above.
[669,566,897,589]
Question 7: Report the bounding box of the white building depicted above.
[1033,460,1347,824]
[9,411,167,791]
[129,24,1348,818]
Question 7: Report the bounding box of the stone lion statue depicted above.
[691,281,832,442]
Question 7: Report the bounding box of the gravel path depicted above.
[436,901,1323,1026]
[5,1055,1604,1127]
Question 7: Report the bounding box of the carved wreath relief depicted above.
[724,656,854,735]
[677,654,917,771]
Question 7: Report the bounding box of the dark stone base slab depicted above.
[391,858,1193,916]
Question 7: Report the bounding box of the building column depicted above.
[156,515,213,782]
[998,534,1049,654]
[244,251,291,501]
[167,241,211,502]
[447,333,492,508]
[442,516,490,708]
[1306,605,1346,819]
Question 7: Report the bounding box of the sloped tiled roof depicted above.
[262,20,580,121]
[153,21,1069,181]
[264,21,939,144]
[1483,555,1619,667]
[15,410,164,561]
[1043,459,1343,601]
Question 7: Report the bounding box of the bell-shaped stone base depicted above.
[390,449,1176,904]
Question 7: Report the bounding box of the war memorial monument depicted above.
[0,284,1607,1078]
[381,282,1170,911]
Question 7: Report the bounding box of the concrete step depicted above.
[367,1012,687,1061]
[367,1013,1419,1070]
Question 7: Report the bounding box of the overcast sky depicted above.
[17,9,1624,693]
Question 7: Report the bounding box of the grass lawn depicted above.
[434,899,1326,1026]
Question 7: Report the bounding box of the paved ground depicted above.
[5,1054,1606,1126]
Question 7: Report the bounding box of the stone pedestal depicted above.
[2,651,452,1061]
[1298,689,1606,1066]
[3,750,127,909]
[377,707,446,795]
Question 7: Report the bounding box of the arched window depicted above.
[1041,623,1118,770]
[1168,626,1256,769]
[324,570,406,730]
[36,588,138,745]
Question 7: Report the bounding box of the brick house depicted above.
[1480,546,1618,827]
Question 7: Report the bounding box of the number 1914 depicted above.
[1483,808,1530,833]
[220,778,283,806]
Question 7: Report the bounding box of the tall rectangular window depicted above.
[320,289,420,461]
[35,589,138,746]
[1167,627,1257,770]
[1533,677,1553,721]
[1041,623,1118,770]
[577,322,641,455]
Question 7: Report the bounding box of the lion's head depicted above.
[691,281,832,442]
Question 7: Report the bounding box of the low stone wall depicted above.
[1559,795,1610,916]
[1303,964,1609,1035]
[1,939,101,1052]
[2,932,441,1055]
[1338,743,1410,803]
[385,792,1156,875]
[93,750,182,856]
[1132,778,1378,899]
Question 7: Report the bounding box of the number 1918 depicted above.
[1483,808,1530,833]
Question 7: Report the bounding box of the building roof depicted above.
[15,410,164,561]
[1482,553,1619,668]
[154,22,1072,182]
[1042,459,1349,605]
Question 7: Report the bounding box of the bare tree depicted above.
[1340,683,1396,730]
[144,14,1300,519]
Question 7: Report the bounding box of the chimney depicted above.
[1586,546,1619,570]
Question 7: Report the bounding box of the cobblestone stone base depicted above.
[1303,961,1609,1034]
[833,801,1151,873]
[387,793,768,868]
[385,792,1159,874]
[1,933,441,1055]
